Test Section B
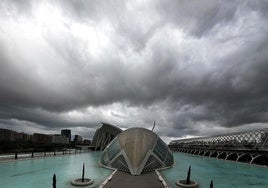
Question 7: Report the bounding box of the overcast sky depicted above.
[0,0,268,143]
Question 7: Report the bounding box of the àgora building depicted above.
[91,123,122,151]
[100,127,174,175]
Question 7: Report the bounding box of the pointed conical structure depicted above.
[210,180,213,188]
[52,174,56,188]
[82,163,85,182]
[186,166,191,185]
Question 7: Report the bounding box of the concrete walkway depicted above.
[103,170,165,188]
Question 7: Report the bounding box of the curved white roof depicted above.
[100,127,174,175]
[118,128,157,168]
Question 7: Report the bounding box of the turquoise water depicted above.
[0,152,267,188]
[0,152,111,188]
[161,152,268,188]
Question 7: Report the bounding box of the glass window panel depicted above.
[107,138,121,160]
[153,138,168,161]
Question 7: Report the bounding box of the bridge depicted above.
[169,128,268,166]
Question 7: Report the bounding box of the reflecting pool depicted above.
[0,152,111,188]
[161,152,268,188]
[0,151,267,188]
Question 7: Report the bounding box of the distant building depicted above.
[32,133,51,144]
[61,129,71,142]
[51,134,69,144]
[17,133,31,142]
[22,133,31,142]
[74,135,83,144]
[91,123,122,151]
[16,133,23,141]
[83,139,91,145]
[0,128,18,141]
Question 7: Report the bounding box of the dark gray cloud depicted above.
[0,0,268,142]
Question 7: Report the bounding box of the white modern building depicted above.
[100,127,174,175]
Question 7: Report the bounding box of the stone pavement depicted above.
[103,170,166,188]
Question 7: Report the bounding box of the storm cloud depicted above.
[0,0,268,142]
